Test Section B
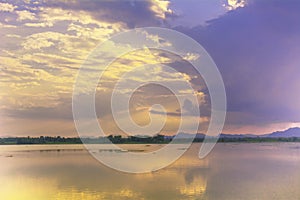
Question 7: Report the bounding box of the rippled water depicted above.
[0,143,300,200]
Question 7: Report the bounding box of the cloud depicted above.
[24,21,53,27]
[22,32,55,49]
[0,22,16,28]
[16,10,36,21]
[182,52,200,61]
[0,2,17,12]
[224,0,247,10]
[41,0,174,28]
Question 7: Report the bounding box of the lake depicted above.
[1,143,300,200]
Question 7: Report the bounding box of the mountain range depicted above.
[261,127,300,138]
[172,127,300,139]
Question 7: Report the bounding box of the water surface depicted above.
[0,143,300,200]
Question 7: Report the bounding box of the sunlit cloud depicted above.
[223,0,247,10]
[16,10,36,21]
[0,0,185,136]
[0,2,17,12]
[182,53,200,62]
[150,0,173,19]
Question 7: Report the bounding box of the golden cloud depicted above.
[0,2,17,12]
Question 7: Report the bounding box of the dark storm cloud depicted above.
[175,0,300,125]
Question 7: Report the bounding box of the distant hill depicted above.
[263,127,300,138]
[165,132,257,139]
[220,127,300,138]
[167,127,300,139]
[220,133,257,138]
[164,133,205,140]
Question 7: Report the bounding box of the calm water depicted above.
[1,143,300,200]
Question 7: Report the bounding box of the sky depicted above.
[0,0,300,137]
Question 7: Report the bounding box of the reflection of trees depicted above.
[180,168,209,197]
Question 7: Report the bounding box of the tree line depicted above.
[1,135,300,145]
